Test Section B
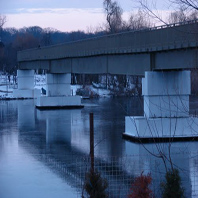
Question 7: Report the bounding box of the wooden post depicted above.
[90,112,94,172]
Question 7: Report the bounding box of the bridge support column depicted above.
[124,70,198,142]
[36,73,83,109]
[13,70,40,98]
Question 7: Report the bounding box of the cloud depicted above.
[4,8,105,32]
[3,6,173,32]
[0,0,103,14]
[15,8,103,14]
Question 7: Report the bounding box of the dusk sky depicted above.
[0,0,171,32]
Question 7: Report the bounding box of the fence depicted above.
[24,141,198,198]
[73,153,198,198]
[76,156,135,197]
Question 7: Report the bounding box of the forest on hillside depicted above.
[0,26,106,74]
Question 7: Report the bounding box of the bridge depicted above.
[18,20,198,75]
[14,20,198,141]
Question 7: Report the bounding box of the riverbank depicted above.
[0,74,139,99]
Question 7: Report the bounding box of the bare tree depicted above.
[0,15,6,29]
[127,10,151,30]
[171,0,198,11]
[137,0,170,25]
[168,8,187,23]
[13,33,40,50]
[168,8,198,23]
[138,0,198,25]
[0,15,6,42]
[41,28,53,46]
[103,0,123,33]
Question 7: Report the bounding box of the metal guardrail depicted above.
[144,19,198,31]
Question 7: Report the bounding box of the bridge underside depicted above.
[18,48,198,75]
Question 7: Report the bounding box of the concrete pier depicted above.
[124,70,198,142]
[13,70,40,98]
[36,73,83,109]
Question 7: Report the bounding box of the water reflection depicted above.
[0,98,198,197]
[36,110,72,145]
[125,141,198,197]
[18,100,35,130]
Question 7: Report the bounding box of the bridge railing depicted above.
[145,19,198,31]
[46,19,198,44]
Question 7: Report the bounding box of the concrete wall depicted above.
[17,70,34,90]
[142,71,191,96]
[142,71,190,118]
[46,73,71,96]
[125,116,198,138]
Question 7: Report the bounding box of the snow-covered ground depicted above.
[0,74,15,98]
[0,74,112,99]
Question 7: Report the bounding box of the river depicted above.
[0,97,198,197]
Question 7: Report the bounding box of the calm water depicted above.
[0,97,198,197]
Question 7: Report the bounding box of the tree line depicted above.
[0,0,198,95]
[0,26,106,74]
[1,0,198,74]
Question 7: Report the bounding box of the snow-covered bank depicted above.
[0,74,112,99]
[0,74,138,99]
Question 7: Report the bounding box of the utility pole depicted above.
[90,112,94,172]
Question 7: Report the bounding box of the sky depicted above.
[0,0,172,32]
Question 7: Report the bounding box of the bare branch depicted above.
[137,0,198,35]
[138,0,169,25]
[127,10,151,30]
[168,7,198,23]
[103,0,123,33]
[0,15,6,29]
[171,0,198,11]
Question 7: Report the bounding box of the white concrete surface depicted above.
[124,70,197,139]
[46,73,71,96]
[13,89,40,98]
[144,95,189,118]
[36,96,82,108]
[143,71,190,118]
[125,116,198,138]
[37,73,83,108]
[13,70,41,98]
[142,71,190,96]
[17,70,34,90]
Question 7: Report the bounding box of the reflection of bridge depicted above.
[16,99,198,197]
[14,20,198,140]
[17,102,134,197]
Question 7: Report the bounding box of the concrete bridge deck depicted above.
[18,20,198,75]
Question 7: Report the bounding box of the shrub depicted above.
[128,172,154,198]
[161,168,185,198]
[82,170,108,198]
